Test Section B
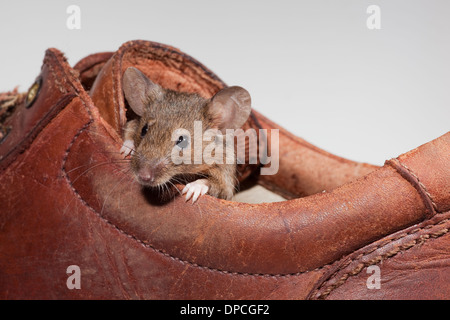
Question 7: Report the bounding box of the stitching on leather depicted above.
[47,49,95,119]
[61,120,449,282]
[61,118,319,279]
[311,217,450,299]
[111,52,120,130]
[46,52,69,95]
[117,40,226,88]
[60,111,445,280]
[386,158,438,217]
[0,51,78,171]
[59,42,445,282]
[62,156,318,278]
[58,45,313,279]
[396,160,439,213]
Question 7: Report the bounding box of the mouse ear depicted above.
[208,86,251,131]
[122,67,164,116]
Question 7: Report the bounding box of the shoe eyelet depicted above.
[0,125,11,144]
[25,77,42,109]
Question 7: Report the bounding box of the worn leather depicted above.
[0,40,448,299]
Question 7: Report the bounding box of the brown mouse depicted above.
[120,67,251,203]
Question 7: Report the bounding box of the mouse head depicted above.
[122,67,251,187]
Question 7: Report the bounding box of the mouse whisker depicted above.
[94,150,134,157]
[67,157,133,185]
[157,181,172,201]
[162,182,170,198]
[67,161,122,182]
[112,165,134,176]
[82,128,115,141]
[61,161,134,215]
[166,180,183,197]
[170,176,185,185]
[100,169,133,216]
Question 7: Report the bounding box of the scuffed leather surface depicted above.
[311,211,450,300]
[0,49,77,171]
[66,129,434,275]
[0,40,449,299]
[395,136,450,214]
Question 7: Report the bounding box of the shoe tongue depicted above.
[88,40,226,134]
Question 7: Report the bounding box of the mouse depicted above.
[119,67,252,203]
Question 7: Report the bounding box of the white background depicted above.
[1,0,448,166]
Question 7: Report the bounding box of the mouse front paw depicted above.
[182,179,210,203]
[120,139,135,157]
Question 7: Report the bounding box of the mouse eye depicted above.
[175,135,189,149]
[141,124,149,138]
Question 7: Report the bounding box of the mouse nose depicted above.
[137,167,156,184]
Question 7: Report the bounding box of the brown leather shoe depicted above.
[0,40,448,299]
